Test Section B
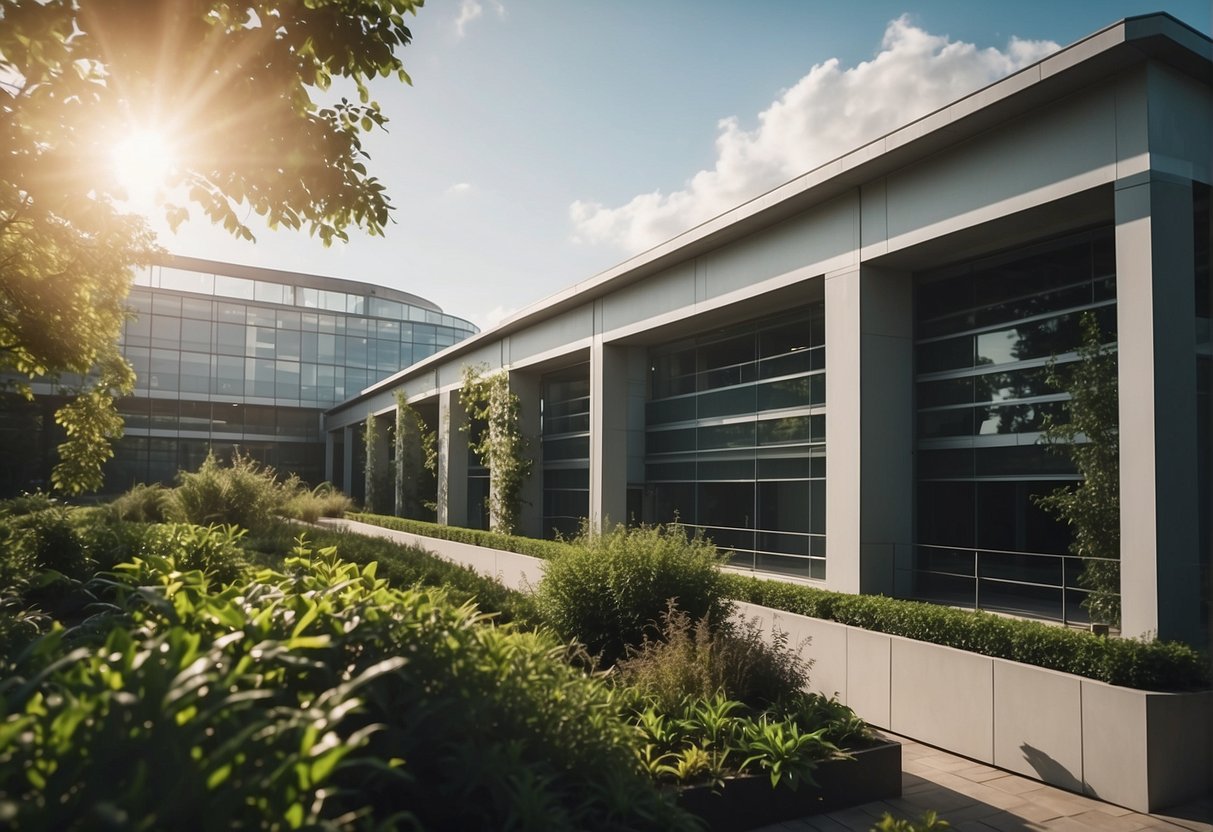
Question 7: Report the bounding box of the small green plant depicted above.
[535,523,731,666]
[616,601,812,710]
[628,691,844,791]
[871,810,951,831]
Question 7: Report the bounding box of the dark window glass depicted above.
[698,422,755,450]
[758,481,810,534]
[647,428,696,455]
[542,436,589,462]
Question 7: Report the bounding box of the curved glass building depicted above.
[109,256,479,487]
[0,256,478,493]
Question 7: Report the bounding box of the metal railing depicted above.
[904,543,1119,627]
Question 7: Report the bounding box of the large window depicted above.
[541,365,590,539]
[646,306,826,579]
[913,227,1116,624]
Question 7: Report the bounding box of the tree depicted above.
[0,0,424,492]
[1036,312,1120,627]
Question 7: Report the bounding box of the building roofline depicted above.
[331,12,1211,415]
[159,253,448,315]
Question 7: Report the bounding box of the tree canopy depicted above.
[0,0,424,492]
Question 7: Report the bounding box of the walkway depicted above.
[752,734,1213,832]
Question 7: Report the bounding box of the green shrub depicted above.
[1,507,90,581]
[136,523,249,586]
[535,524,731,666]
[616,601,812,711]
[722,574,1211,691]
[0,491,58,518]
[350,511,573,560]
[0,542,695,831]
[280,480,353,523]
[107,482,171,523]
[303,528,538,627]
[167,451,285,531]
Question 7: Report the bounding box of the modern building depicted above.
[324,14,1212,647]
[0,256,478,494]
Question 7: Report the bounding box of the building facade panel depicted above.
[322,16,1211,645]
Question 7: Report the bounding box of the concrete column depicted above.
[364,413,390,514]
[1115,173,1201,643]
[341,425,355,498]
[437,388,468,527]
[323,430,335,484]
[590,339,629,531]
[505,371,543,538]
[824,266,914,596]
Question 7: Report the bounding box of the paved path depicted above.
[751,734,1212,832]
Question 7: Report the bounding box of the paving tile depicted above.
[985,774,1052,796]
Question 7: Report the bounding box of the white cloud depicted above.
[446,182,473,196]
[455,0,504,38]
[478,303,519,330]
[569,17,1059,253]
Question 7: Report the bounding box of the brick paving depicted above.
[750,734,1213,832]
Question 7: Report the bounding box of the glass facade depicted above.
[541,365,590,539]
[96,260,478,492]
[645,306,826,579]
[912,228,1117,623]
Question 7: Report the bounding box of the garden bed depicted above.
[676,739,902,832]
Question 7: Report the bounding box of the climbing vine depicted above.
[1036,312,1120,627]
[363,411,383,514]
[460,364,533,535]
[394,391,436,519]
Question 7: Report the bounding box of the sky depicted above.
[147,1,1213,331]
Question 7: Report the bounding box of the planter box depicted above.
[676,740,902,832]
[739,602,1213,813]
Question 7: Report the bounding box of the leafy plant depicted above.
[535,523,731,666]
[737,718,833,790]
[1036,311,1121,626]
[871,810,951,831]
[0,539,697,831]
[627,691,844,791]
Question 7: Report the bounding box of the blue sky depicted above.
[152,2,1212,330]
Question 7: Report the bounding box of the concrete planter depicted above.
[676,740,902,832]
[739,601,1213,813]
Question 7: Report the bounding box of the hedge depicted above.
[721,574,1210,692]
[347,512,574,560]
[347,515,1210,692]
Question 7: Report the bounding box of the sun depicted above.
[110,128,176,208]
